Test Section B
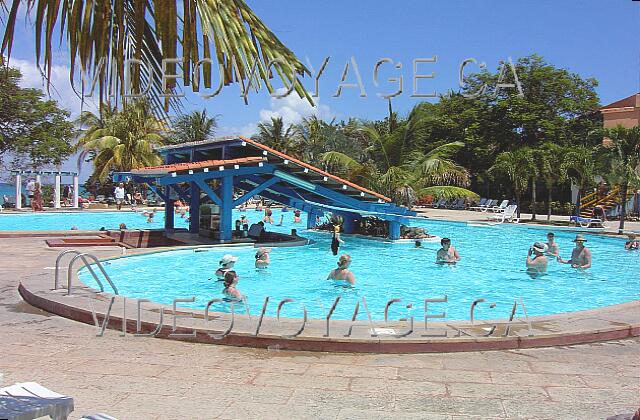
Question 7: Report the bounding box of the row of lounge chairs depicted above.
[469,199,510,212]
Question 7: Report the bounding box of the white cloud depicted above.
[8,58,97,117]
[258,88,334,126]
[219,88,336,137]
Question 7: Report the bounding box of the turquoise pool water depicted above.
[76,218,639,321]
[0,208,300,234]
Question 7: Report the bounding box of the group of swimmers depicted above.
[526,232,593,276]
[214,249,272,300]
[261,205,303,225]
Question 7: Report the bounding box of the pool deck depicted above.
[2,209,640,418]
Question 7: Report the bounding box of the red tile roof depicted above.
[238,136,391,202]
[131,157,266,175]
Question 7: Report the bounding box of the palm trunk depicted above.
[515,190,521,218]
[531,180,537,221]
[575,187,582,217]
[547,187,552,222]
[618,180,629,234]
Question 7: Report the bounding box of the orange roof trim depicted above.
[239,136,391,202]
[132,157,266,175]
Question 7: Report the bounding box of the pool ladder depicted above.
[54,250,119,296]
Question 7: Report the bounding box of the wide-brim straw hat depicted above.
[572,234,587,242]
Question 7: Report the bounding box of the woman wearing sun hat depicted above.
[558,234,592,269]
[215,254,239,280]
[526,242,548,276]
[255,247,271,268]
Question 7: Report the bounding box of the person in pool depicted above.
[293,209,301,223]
[263,205,274,224]
[415,240,423,248]
[625,233,639,250]
[545,232,560,257]
[436,238,460,264]
[331,225,345,256]
[558,234,592,269]
[327,254,355,285]
[526,242,548,276]
[222,270,243,300]
[215,254,238,280]
[255,247,271,268]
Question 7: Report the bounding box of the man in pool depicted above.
[545,232,560,257]
[436,238,460,264]
[558,234,592,269]
[327,254,355,285]
[526,242,548,276]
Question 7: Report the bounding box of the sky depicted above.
[3,0,640,181]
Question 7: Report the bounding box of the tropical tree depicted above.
[1,0,312,112]
[253,117,298,156]
[489,148,535,218]
[534,143,567,222]
[561,146,597,217]
[75,100,165,180]
[599,125,640,234]
[167,110,218,145]
[0,58,75,169]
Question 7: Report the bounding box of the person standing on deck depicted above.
[114,183,126,211]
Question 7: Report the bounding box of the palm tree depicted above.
[75,100,165,180]
[1,0,312,111]
[533,143,566,222]
[322,141,476,204]
[168,110,218,145]
[489,148,534,218]
[561,146,597,217]
[600,125,640,234]
[253,117,298,156]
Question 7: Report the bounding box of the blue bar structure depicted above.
[114,136,415,242]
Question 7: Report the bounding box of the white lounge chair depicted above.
[570,216,605,229]
[487,205,519,223]
[0,382,74,420]
[488,199,509,213]
[80,414,119,420]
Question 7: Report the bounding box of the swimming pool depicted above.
[78,219,640,321]
[0,208,303,235]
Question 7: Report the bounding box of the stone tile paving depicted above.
[1,237,639,419]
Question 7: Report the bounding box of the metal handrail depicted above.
[54,250,86,290]
[66,252,119,296]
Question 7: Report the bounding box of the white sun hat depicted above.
[220,254,239,265]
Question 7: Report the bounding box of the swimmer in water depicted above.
[293,209,301,223]
[331,225,344,256]
[625,233,639,250]
[415,240,423,248]
[327,254,355,285]
[526,242,548,277]
[436,238,460,264]
[557,234,592,269]
[255,247,271,269]
[215,254,238,280]
[545,232,560,257]
[222,270,243,300]
[146,211,155,223]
